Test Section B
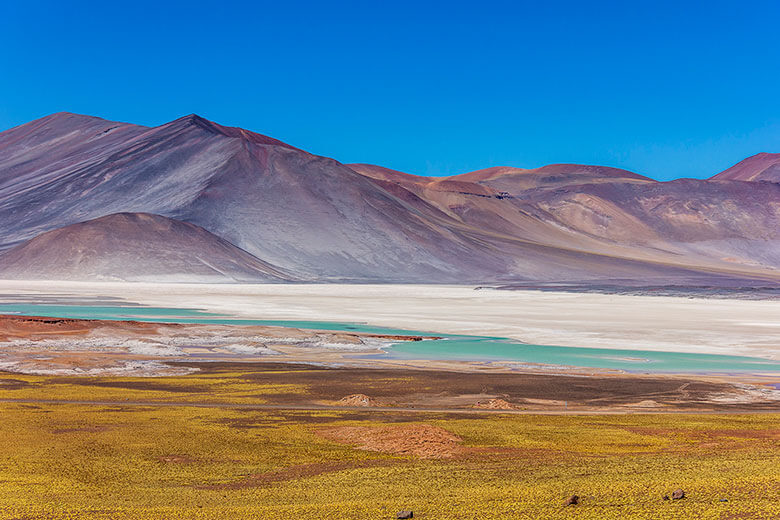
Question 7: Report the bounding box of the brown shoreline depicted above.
[168,361,780,413]
[2,359,777,413]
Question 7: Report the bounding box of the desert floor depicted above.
[1,363,780,519]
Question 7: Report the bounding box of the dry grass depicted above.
[0,369,779,518]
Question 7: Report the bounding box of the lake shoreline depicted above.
[0,313,779,411]
[0,281,778,359]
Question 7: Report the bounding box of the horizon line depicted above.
[2,110,776,183]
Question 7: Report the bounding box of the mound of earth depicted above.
[473,398,521,410]
[318,424,462,459]
[0,212,292,282]
[337,394,381,407]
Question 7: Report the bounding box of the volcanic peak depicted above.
[165,114,299,150]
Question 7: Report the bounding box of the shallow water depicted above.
[0,303,427,334]
[387,337,780,373]
[2,302,780,373]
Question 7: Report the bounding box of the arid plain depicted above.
[2,111,780,519]
[1,282,779,519]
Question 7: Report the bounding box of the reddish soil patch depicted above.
[158,454,196,464]
[318,424,463,459]
[0,314,160,340]
[337,394,381,407]
[473,398,520,410]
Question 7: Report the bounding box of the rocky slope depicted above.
[0,112,778,284]
[0,213,292,282]
[710,152,780,182]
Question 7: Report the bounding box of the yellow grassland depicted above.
[0,372,778,519]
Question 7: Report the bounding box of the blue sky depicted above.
[1,0,778,180]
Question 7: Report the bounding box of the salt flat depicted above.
[1,281,779,360]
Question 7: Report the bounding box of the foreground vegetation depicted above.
[0,371,778,519]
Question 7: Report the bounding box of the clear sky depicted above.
[1,0,778,180]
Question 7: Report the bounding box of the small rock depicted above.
[662,495,670,501]
[564,495,579,506]
[719,498,729,502]
[671,489,685,500]
[396,511,413,519]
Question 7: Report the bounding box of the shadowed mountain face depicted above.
[0,213,293,282]
[0,112,778,284]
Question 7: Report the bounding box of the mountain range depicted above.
[0,112,778,284]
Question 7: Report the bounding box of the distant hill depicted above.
[0,112,779,285]
[710,153,780,183]
[0,213,293,282]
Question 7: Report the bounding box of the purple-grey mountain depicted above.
[0,213,292,282]
[0,112,778,284]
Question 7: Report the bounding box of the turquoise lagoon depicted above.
[1,303,779,374]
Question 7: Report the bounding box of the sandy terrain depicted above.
[3,360,779,412]
[0,281,778,360]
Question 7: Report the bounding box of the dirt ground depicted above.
[28,360,774,412]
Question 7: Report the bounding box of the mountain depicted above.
[0,113,496,281]
[350,162,780,283]
[0,213,293,282]
[0,112,779,285]
[711,153,780,183]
